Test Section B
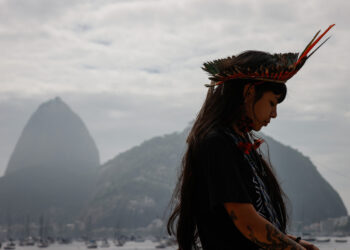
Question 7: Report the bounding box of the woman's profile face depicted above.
[246,90,280,131]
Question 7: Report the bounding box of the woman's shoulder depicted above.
[202,126,236,141]
[196,128,246,171]
[201,128,227,143]
[199,127,240,153]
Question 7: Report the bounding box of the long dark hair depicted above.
[167,51,289,250]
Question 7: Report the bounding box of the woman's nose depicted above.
[271,108,277,118]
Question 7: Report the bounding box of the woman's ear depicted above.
[243,84,255,99]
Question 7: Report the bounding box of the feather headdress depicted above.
[202,24,335,87]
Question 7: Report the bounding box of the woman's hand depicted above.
[287,235,319,250]
[299,240,319,250]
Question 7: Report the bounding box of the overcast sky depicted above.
[0,0,349,210]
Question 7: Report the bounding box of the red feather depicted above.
[296,24,335,65]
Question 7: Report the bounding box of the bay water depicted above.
[9,237,350,250]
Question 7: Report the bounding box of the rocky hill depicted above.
[84,127,347,229]
[261,134,347,225]
[83,129,188,228]
[6,97,99,175]
[0,97,99,223]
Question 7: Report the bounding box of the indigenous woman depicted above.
[167,25,335,250]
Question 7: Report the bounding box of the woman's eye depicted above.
[270,101,275,107]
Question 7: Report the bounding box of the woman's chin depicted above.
[252,124,264,131]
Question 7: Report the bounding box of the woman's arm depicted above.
[224,202,306,250]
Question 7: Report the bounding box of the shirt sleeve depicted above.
[198,132,252,209]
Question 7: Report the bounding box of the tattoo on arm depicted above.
[246,223,304,250]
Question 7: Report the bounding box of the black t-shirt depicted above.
[193,128,279,250]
